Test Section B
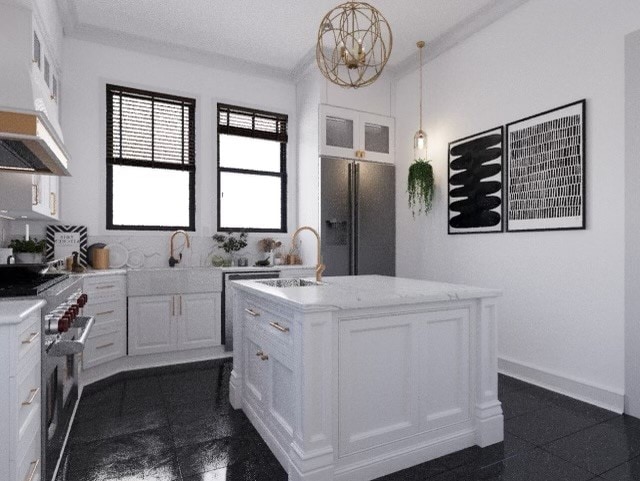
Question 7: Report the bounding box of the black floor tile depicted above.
[545,415,640,475]
[600,454,640,480]
[61,427,175,474]
[373,458,449,480]
[169,404,255,447]
[431,448,594,481]
[55,451,181,481]
[505,404,603,445]
[498,374,531,397]
[439,433,536,470]
[180,449,288,481]
[69,405,169,444]
[175,434,272,479]
[499,389,551,420]
[525,386,619,424]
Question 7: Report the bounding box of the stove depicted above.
[0,266,69,297]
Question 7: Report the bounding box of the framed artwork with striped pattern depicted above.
[45,225,88,266]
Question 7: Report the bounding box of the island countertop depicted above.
[232,274,501,311]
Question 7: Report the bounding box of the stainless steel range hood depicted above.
[0,3,71,176]
[0,109,71,175]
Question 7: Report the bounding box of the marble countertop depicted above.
[0,299,46,325]
[67,265,314,276]
[232,275,502,311]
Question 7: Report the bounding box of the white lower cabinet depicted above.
[128,293,221,356]
[82,274,127,370]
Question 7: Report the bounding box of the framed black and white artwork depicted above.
[506,99,586,232]
[448,126,504,234]
[45,225,88,266]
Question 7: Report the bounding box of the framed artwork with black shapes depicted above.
[505,99,586,232]
[448,126,504,235]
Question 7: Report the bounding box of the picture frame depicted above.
[448,126,504,235]
[505,99,586,232]
[45,225,89,266]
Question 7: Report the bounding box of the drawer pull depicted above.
[96,310,115,316]
[22,388,40,406]
[24,459,39,481]
[269,321,290,333]
[95,285,115,290]
[21,332,40,345]
[96,342,115,350]
[260,354,269,361]
[256,350,264,356]
[245,308,260,317]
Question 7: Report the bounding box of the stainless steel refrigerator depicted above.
[320,157,395,276]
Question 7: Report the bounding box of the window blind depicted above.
[107,84,196,170]
[218,103,288,143]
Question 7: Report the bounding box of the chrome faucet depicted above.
[169,230,191,267]
[292,226,325,283]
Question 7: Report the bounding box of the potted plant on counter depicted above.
[9,237,46,264]
[212,231,248,266]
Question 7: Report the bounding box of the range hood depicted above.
[0,3,71,176]
[0,109,71,175]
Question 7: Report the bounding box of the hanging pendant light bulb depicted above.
[414,41,427,160]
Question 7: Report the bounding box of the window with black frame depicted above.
[217,103,287,232]
[106,84,196,231]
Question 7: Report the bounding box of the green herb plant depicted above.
[407,160,434,217]
[212,231,248,254]
[8,237,46,253]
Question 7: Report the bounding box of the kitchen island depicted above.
[229,275,503,481]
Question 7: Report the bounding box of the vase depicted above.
[15,252,43,264]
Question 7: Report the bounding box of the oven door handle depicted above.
[47,316,95,357]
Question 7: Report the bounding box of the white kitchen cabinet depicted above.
[128,293,221,356]
[128,295,176,356]
[0,173,59,220]
[177,293,221,350]
[82,274,126,370]
[0,300,44,481]
[319,104,395,164]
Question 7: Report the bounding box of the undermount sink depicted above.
[257,278,322,288]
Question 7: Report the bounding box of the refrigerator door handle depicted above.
[353,162,359,276]
[348,162,354,275]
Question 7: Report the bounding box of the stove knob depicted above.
[58,316,69,333]
[82,293,89,305]
[77,296,86,307]
[70,304,79,316]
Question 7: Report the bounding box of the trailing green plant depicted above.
[407,160,434,217]
[8,237,46,253]
[212,231,248,254]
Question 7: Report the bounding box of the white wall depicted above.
[625,29,640,416]
[60,38,299,265]
[394,0,640,411]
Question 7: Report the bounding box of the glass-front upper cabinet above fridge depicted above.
[319,104,395,164]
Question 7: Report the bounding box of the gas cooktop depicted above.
[0,266,69,297]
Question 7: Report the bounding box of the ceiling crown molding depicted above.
[55,0,293,84]
[392,0,531,79]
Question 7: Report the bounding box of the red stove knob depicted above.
[58,316,69,333]
[77,295,86,307]
[82,293,88,305]
[70,304,79,316]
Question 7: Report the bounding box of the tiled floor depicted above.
[55,360,640,481]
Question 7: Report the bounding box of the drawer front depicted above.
[17,426,40,481]
[83,328,126,370]
[17,358,41,438]
[84,300,125,333]
[84,275,126,303]
[18,314,41,363]
[244,300,293,352]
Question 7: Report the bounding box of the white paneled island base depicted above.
[229,275,503,481]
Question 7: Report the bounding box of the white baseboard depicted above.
[498,356,624,414]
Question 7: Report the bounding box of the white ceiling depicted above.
[57,0,527,80]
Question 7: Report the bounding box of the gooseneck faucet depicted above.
[292,226,325,283]
[169,230,191,267]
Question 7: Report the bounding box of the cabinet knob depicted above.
[256,350,264,356]
[260,354,269,361]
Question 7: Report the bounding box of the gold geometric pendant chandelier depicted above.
[316,1,393,88]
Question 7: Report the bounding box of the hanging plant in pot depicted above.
[408,40,434,217]
[408,159,434,217]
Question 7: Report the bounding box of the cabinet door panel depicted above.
[128,295,175,355]
[359,112,395,164]
[267,348,294,439]
[339,314,420,455]
[244,335,267,410]
[178,293,221,350]
[421,308,471,431]
[320,105,359,159]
